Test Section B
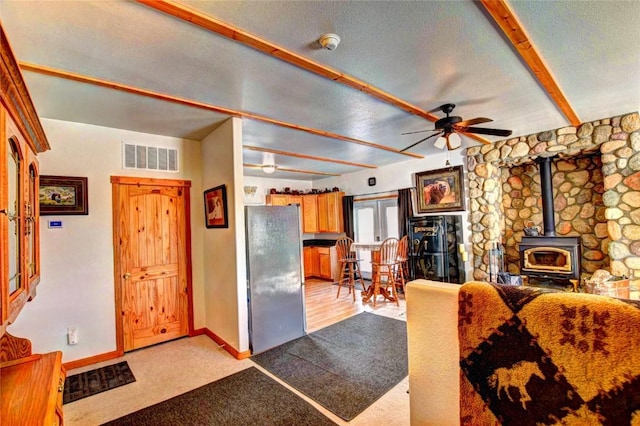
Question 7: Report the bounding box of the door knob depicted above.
[123,272,131,279]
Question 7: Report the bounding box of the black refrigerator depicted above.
[408,215,465,284]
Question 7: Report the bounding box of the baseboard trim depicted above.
[192,328,251,360]
[63,349,123,371]
[62,330,250,370]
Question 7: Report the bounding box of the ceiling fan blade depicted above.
[400,131,443,152]
[401,129,435,135]
[456,126,513,137]
[456,117,492,127]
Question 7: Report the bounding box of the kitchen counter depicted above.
[303,239,337,247]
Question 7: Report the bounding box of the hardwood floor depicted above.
[304,278,406,333]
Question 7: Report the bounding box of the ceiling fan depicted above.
[400,103,513,152]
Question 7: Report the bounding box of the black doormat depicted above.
[64,361,136,404]
[251,312,408,421]
[101,367,336,425]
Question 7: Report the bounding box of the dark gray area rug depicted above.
[101,367,336,425]
[64,361,136,404]
[251,312,408,421]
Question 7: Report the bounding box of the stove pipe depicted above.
[536,156,556,237]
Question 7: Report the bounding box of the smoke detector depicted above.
[318,33,341,50]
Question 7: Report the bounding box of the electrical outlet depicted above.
[67,327,78,345]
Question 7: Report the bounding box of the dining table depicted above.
[350,241,397,304]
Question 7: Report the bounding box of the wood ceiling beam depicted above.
[244,145,377,169]
[136,0,493,145]
[243,163,340,176]
[480,0,581,126]
[19,62,421,159]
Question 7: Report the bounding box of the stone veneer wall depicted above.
[466,111,640,286]
[501,156,608,278]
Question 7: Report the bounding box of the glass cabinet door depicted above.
[7,138,22,296]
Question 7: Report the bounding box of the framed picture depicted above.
[415,165,465,213]
[39,175,88,215]
[204,184,228,228]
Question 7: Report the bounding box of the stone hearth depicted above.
[466,111,640,286]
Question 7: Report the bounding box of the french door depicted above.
[353,198,398,279]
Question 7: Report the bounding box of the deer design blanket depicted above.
[458,282,640,425]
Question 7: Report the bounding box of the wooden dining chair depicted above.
[335,237,366,301]
[370,237,400,307]
[395,235,409,295]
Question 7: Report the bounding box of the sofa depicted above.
[405,279,640,425]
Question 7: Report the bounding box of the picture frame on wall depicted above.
[204,184,228,228]
[415,165,465,213]
[39,175,88,215]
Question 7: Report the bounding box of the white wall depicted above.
[200,117,249,352]
[7,119,205,362]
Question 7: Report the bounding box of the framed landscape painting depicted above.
[415,166,465,213]
[39,175,88,215]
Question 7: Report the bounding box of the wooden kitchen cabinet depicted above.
[265,194,303,206]
[302,195,319,233]
[288,195,303,205]
[318,192,344,233]
[266,194,290,206]
[304,245,338,281]
[304,247,319,278]
[0,23,50,336]
[318,247,332,279]
[267,192,344,234]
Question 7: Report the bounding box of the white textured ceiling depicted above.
[2,0,639,180]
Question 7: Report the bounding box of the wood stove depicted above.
[518,157,581,287]
[520,236,581,286]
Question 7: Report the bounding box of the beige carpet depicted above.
[64,319,409,425]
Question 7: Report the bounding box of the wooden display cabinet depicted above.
[0,22,59,426]
[0,22,50,336]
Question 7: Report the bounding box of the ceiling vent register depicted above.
[123,142,178,172]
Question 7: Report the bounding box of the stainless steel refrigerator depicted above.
[245,205,306,354]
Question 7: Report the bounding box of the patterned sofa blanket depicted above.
[458,282,640,425]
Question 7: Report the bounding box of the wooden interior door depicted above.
[111,177,192,352]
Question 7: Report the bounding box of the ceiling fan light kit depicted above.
[400,103,512,153]
[434,136,447,150]
[447,132,462,150]
[262,164,276,174]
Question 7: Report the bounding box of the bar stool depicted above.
[335,237,366,301]
[395,235,409,295]
[370,237,400,307]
